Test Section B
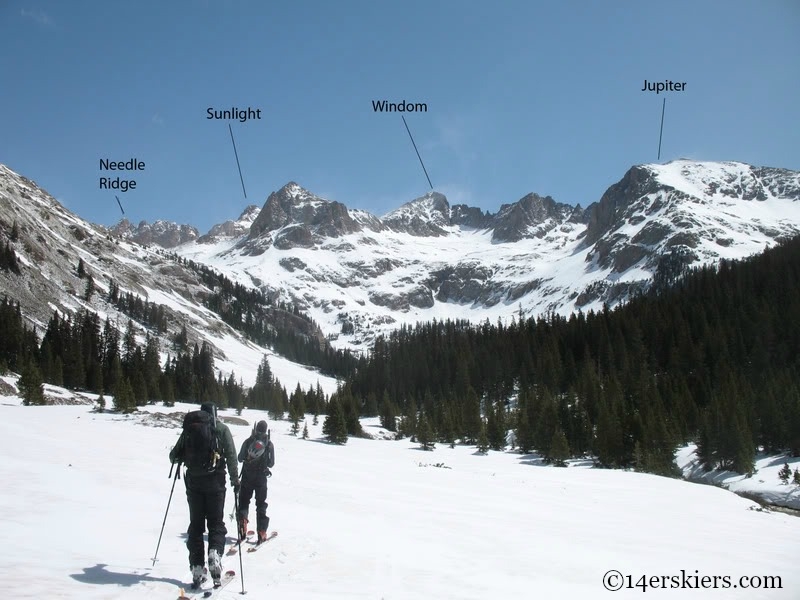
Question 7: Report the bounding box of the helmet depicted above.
[248,439,266,460]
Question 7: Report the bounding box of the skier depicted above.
[169,402,240,589]
[236,420,275,544]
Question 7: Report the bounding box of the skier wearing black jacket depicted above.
[236,420,275,544]
[169,402,239,589]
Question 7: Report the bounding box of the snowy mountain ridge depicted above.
[3,159,800,355]
[0,163,339,395]
[172,159,800,351]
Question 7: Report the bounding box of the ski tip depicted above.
[225,570,236,577]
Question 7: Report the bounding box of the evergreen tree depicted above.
[549,428,570,466]
[302,421,309,439]
[160,375,175,407]
[379,392,397,432]
[778,463,792,484]
[516,390,535,454]
[417,411,435,451]
[399,397,418,439]
[476,420,489,454]
[486,400,507,451]
[793,469,800,487]
[0,242,21,274]
[462,387,482,443]
[113,377,135,413]
[363,391,379,417]
[18,360,45,406]
[84,275,95,301]
[173,323,188,352]
[322,397,348,444]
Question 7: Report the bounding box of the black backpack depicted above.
[182,410,219,472]
[244,427,271,473]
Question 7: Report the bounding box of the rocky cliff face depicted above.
[111,218,199,248]
[383,192,453,236]
[246,182,361,251]
[197,205,260,244]
[491,193,574,243]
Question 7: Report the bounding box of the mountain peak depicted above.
[491,192,574,243]
[383,191,452,236]
[245,182,359,249]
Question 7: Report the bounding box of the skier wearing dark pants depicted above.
[237,420,275,543]
[169,402,239,589]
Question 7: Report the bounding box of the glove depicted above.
[231,478,240,493]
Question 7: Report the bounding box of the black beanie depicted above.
[256,420,268,434]
[200,402,216,417]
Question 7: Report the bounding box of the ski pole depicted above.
[233,489,247,595]
[152,462,180,566]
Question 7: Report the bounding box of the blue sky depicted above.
[1,1,798,232]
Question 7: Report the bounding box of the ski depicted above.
[202,570,236,599]
[176,570,235,599]
[246,530,278,553]
[226,530,255,556]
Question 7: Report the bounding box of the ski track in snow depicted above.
[0,394,798,599]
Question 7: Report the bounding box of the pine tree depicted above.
[364,391,378,417]
[290,406,301,436]
[417,411,435,451]
[322,397,348,444]
[379,392,397,432]
[793,469,800,487]
[302,421,309,439]
[476,420,489,454]
[549,428,570,467]
[173,323,188,352]
[462,387,482,443]
[399,397,418,439]
[516,391,535,454]
[778,463,792,484]
[84,275,95,301]
[18,360,45,406]
[113,377,135,413]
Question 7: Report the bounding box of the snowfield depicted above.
[1,390,798,599]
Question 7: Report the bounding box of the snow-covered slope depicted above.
[177,160,800,351]
[0,164,338,395]
[1,389,798,599]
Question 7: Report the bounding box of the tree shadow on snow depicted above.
[518,453,547,466]
[70,563,185,588]
[763,454,800,469]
